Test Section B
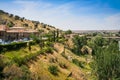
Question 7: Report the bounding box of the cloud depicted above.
[0,0,120,30]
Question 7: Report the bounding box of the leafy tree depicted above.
[87,35,110,55]
[72,35,87,55]
[14,15,20,20]
[56,29,59,42]
[7,21,14,27]
[92,42,120,80]
[65,29,72,34]
[92,32,97,36]
[30,34,40,44]
[0,10,5,14]
[53,30,56,42]
[9,14,13,17]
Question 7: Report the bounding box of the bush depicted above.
[61,52,67,59]
[0,55,6,78]
[7,21,14,27]
[0,42,27,53]
[44,41,53,47]
[43,47,53,53]
[72,59,84,68]
[48,65,59,75]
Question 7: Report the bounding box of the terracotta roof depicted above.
[0,25,8,31]
[6,29,38,33]
[10,27,26,29]
[0,25,38,33]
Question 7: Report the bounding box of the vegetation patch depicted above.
[0,42,27,53]
[72,59,85,68]
[48,65,59,75]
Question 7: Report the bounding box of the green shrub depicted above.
[43,47,53,53]
[72,59,84,68]
[61,52,67,59]
[48,65,59,75]
[0,42,27,53]
[44,41,53,47]
[0,55,6,78]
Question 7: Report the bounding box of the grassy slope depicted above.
[3,43,94,80]
[28,43,93,80]
[4,44,40,62]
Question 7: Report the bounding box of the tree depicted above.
[56,29,59,42]
[87,35,109,55]
[0,10,5,14]
[14,15,20,20]
[53,30,56,42]
[7,21,14,27]
[65,29,72,34]
[92,42,120,80]
[9,14,13,17]
[72,35,87,55]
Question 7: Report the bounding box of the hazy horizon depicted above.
[0,0,120,30]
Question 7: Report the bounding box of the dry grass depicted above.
[28,43,90,80]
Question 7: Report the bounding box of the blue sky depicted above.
[0,0,120,30]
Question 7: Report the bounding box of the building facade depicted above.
[0,25,39,42]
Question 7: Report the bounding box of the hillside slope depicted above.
[28,43,92,80]
[0,10,57,33]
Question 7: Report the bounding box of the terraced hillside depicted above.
[1,42,93,80]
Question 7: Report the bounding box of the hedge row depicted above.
[0,41,36,53]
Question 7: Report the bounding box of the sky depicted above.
[0,0,120,30]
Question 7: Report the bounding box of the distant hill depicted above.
[0,10,57,33]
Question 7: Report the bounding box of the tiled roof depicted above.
[6,30,38,33]
[0,25,38,33]
[0,25,7,31]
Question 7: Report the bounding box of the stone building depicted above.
[0,25,39,42]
